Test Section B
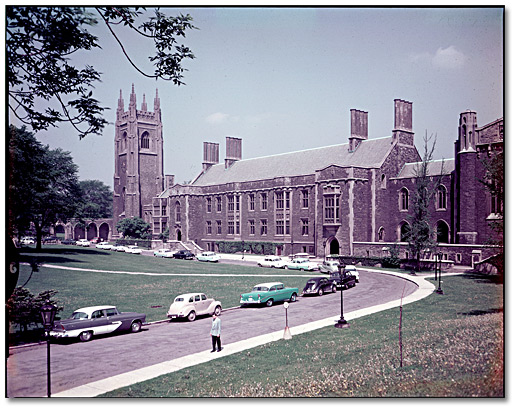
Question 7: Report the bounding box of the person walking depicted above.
[210,314,222,352]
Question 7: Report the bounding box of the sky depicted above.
[7,5,505,188]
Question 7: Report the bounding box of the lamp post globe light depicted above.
[40,301,57,397]
[334,263,350,329]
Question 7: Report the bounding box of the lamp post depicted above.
[40,301,57,397]
[435,253,444,295]
[283,302,292,339]
[334,264,350,328]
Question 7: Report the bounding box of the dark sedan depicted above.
[302,277,337,296]
[50,305,146,342]
[328,271,357,289]
[173,250,195,260]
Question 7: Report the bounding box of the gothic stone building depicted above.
[113,89,503,267]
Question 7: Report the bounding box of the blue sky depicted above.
[10,6,504,187]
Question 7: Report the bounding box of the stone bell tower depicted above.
[113,85,164,228]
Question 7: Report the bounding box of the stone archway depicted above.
[87,223,97,240]
[99,223,110,241]
[74,224,85,240]
[176,229,182,241]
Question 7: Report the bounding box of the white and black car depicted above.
[50,305,146,342]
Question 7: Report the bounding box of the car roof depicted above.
[307,277,326,281]
[74,305,116,314]
[174,293,206,299]
[253,282,283,288]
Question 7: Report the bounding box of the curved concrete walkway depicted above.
[53,269,443,397]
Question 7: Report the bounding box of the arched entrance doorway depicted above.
[176,229,182,241]
[329,238,340,255]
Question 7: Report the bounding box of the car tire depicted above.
[290,293,297,302]
[131,320,142,333]
[332,285,337,293]
[318,288,323,296]
[266,299,274,307]
[214,306,222,316]
[79,331,93,342]
[284,265,288,269]
[187,311,196,322]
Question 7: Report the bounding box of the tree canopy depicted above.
[7,6,196,139]
[116,217,151,239]
[76,180,113,220]
[8,125,81,249]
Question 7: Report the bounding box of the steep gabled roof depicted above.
[396,158,455,179]
[191,136,394,186]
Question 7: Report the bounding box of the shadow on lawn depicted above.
[19,246,111,265]
[460,271,504,285]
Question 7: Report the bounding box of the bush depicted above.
[215,241,283,255]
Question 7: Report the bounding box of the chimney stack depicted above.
[392,99,414,146]
[203,142,219,171]
[349,109,368,151]
[164,174,175,189]
[225,137,242,169]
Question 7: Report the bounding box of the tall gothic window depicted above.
[399,188,409,211]
[323,185,341,225]
[175,201,181,223]
[436,185,447,210]
[141,131,150,149]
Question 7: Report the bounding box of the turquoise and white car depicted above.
[286,258,319,271]
[196,251,220,262]
[240,282,298,307]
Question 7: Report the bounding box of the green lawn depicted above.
[17,245,311,322]
[15,246,504,397]
[102,274,503,398]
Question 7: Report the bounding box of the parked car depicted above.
[76,239,90,247]
[61,239,76,245]
[319,258,340,274]
[95,241,112,250]
[167,293,222,322]
[328,271,357,289]
[196,251,220,262]
[154,248,175,258]
[257,255,288,268]
[240,282,298,307]
[21,237,35,245]
[124,245,142,254]
[345,265,360,283]
[302,277,337,296]
[43,236,60,244]
[114,245,127,252]
[172,250,195,260]
[285,258,319,271]
[50,305,146,342]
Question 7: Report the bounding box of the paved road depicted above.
[6,269,417,397]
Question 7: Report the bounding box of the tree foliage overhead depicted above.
[7,6,196,139]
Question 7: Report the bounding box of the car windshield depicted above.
[306,281,317,286]
[252,286,269,292]
[70,312,88,319]
[174,297,184,302]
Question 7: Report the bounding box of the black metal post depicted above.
[46,331,51,397]
[436,253,444,295]
[335,265,350,328]
[434,254,438,281]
